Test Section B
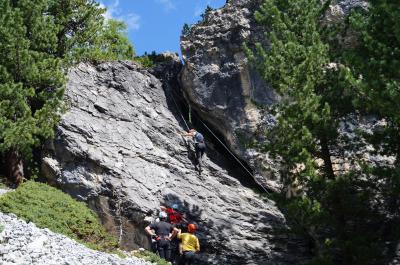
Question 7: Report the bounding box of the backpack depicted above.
[194,132,204,143]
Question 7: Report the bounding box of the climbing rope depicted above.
[168,88,271,195]
[169,88,190,131]
[188,104,192,124]
[196,116,270,195]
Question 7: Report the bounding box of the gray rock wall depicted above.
[180,0,281,192]
[180,0,368,193]
[42,59,309,265]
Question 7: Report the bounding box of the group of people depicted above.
[143,129,206,264]
[145,204,200,265]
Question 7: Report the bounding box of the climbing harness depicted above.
[168,88,271,195]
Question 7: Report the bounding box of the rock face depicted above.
[180,0,279,192]
[42,59,309,265]
[180,0,369,192]
[0,212,151,265]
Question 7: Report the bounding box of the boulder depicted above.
[42,59,309,265]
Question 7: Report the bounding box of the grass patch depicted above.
[0,181,118,252]
[132,250,170,265]
[0,176,8,189]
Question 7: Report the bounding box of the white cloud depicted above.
[99,0,119,20]
[156,0,176,12]
[125,13,140,30]
[100,0,140,31]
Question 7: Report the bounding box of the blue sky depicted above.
[99,0,226,56]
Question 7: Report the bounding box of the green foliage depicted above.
[0,181,118,251]
[0,0,136,181]
[48,0,105,58]
[246,0,357,182]
[132,250,170,265]
[182,23,191,36]
[249,0,400,264]
[134,55,155,68]
[199,5,214,22]
[0,224,4,233]
[71,19,135,62]
[47,0,135,63]
[347,1,400,155]
[236,131,257,149]
[0,0,65,162]
[133,51,170,68]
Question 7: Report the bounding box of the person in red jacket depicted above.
[160,204,186,263]
[160,204,185,225]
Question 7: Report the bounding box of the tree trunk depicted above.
[319,133,335,180]
[6,150,24,186]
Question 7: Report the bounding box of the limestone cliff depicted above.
[42,57,309,265]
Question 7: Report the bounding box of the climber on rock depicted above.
[177,224,200,265]
[180,129,206,172]
[145,211,179,262]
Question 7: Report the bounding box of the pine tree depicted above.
[182,23,191,36]
[247,0,356,184]
[0,0,136,184]
[71,19,135,62]
[347,0,400,222]
[0,0,65,184]
[47,0,106,60]
[348,0,400,156]
[248,0,400,263]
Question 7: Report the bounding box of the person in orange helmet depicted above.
[177,223,200,265]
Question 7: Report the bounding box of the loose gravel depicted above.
[0,212,152,265]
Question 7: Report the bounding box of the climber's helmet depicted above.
[187,223,197,233]
[159,211,168,220]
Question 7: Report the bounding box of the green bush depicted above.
[133,51,174,69]
[134,55,155,68]
[132,250,170,265]
[0,181,118,251]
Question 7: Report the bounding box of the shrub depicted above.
[132,250,170,265]
[0,181,118,251]
[134,51,173,68]
[181,23,191,36]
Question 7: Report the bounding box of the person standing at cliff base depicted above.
[145,212,179,262]
[180,129,206,172]
[178,224,200,265]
